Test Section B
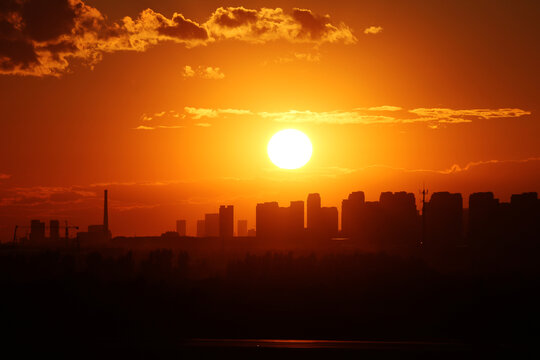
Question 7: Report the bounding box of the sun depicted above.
[267,129,313,169]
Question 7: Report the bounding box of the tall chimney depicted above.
[104,189,109,240]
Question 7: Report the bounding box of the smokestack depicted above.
[104,189,109,240]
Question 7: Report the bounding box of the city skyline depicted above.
[1,0,539,241]
[15,187,539,246]
[1,1,539,354]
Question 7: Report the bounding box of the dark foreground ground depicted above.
[1,244,539,358]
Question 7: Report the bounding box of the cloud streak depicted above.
[184,107,252,119]
[364,26,383,34]
[182,65,225,79]
[136,106,531,129]
[0,2,357,76]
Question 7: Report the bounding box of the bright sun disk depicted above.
[267,129,312,169]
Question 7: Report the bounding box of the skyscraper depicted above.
[30,220,45,242]
[219,205,234,239]
[256,201,304,240]
[237,220,248,237]
[341,191,365,236]
[426,192,463,246]
[205,213,220,237]
[50,220,60,241]
[103,189,109,240]
[196,220,206,237]
[176,220,186,236]
[307,193,321,231]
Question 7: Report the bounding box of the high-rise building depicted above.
[103,189,109,240]
[320,206,338,237]
[509,192,539,243]
[176,220,186,236]
[256,200,304,239]
[30,220,45,242]
[286,201,304,237]
[468,192,499,243]
[341,191,365,236]
[378,191,418,247]
[237,220,248,237]
[256,202,279,239]
[307,193,321,231]
[426,192,463,246]
[50,220,60,241]
[219,205,234,239]
[196,220,206,237]
[205,213,220,237]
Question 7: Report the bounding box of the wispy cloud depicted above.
[365,105,402,111]
[0,174,11,180]
[258,106,530,126]
[259,110,397,124]
[272,52,321,64]
[138,106,530,130]
[360,157,540,175]
[182,65,225,79]
[157,125,184,129]
[409,108,531,120]
[184,107,252,119]
[364,26,383,34]
[0,185,96,207]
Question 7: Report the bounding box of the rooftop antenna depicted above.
[420,183,428,247]
[104,189,109,240]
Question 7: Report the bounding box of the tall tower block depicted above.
[104,189,109,240]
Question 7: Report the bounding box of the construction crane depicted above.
[12,225,31,243]
[65,221,79,240]
[419,185,429,247]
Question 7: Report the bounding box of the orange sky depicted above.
[1,0,539,239]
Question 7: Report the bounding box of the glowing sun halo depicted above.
[267,129,313,169]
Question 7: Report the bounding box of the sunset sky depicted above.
[1,0,539,239]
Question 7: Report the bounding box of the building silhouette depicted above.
[219,205,234,239]
[425,192,463,247]
[176,220,186,237]
[205,213,219,237]
[307,193,321,232]
[30,220,45,242]
[378,191,418,248]
[509,192,539,244]
[256,200,305,240]
[196,219,205,237]
[341,191,365,237]
[319,206,338,238]
[103,189,110,241]
[77,189,111,244]
[237,220,248,237]
[468,192,499,245]
[50,220,60,241]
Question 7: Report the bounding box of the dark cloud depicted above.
[291,8,330,40]
[20,0,76,41]
[0,2,355,77]
[212,7,258,28]
[156,13,208,40]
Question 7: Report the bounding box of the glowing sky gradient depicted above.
[0,0,539,239]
